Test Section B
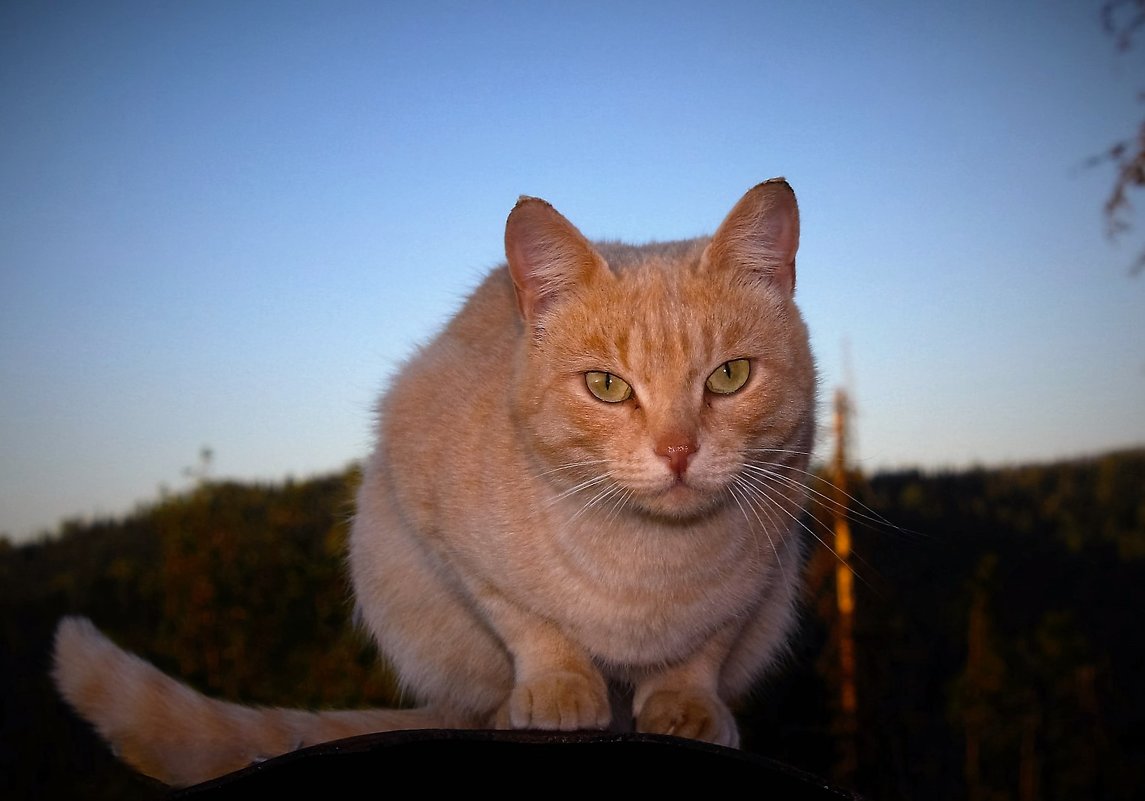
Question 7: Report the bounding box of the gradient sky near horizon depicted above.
[2,1,1144,542]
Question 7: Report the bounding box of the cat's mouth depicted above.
[638,476,721,519]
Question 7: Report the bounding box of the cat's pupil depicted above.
[604,374,612,390]
[723,363,733,379]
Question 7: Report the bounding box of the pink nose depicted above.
[656,439,697,478]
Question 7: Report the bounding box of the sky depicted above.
[2,1,1144,542]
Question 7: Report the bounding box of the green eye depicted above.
[585,371,632,403]
[706,359,750,394]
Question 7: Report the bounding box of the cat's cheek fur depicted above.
[510,351,621,478]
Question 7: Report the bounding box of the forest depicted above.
[1,447,1142,800]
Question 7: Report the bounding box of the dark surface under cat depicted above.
[172,729,864,798]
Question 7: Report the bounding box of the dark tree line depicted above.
[1,448,1143,800]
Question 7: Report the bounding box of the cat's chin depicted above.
[632,482,723,521]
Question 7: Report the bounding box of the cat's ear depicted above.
[505,196,609,325]
[703,178,799,296]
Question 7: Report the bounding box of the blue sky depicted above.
[2,1,1143,542]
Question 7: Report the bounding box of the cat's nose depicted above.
[655,437,697,479]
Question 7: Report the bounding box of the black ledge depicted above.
[172,729,864,798]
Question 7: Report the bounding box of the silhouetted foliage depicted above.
[838,449,1145,800]
[1097,0,1145,274]
[1,449,1143,799]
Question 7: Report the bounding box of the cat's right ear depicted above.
[505,196,609,327]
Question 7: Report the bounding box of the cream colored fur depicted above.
[53,178,817,786]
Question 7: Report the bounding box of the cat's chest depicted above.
[499,509,771,664]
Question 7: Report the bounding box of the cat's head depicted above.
[505,180,816,521]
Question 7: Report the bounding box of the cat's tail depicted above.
[51,616,455,787]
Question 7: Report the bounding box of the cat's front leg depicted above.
[500,661,611,732]
[479,591,611,732]
[632,628,740,747]
[634,684,738,747]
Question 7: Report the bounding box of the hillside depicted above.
[2,449,1143,800]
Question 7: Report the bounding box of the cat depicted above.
[52,177,818,787]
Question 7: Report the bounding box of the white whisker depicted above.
[739,472,845,567]
[742,451,917,539]
[726,481,790,595]
[536,459,614,478]
[731,472,805,568]
[599,486,634,531]
[546,473,612,506]
[737,463,877,586]
[566,480,627,526]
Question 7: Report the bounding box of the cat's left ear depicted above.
[703,178,800,296]
[505,196,609,327]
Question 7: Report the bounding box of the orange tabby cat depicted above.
[52,178,817,786]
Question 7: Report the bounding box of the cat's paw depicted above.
[501,669,611,731]
[635,689,740,747]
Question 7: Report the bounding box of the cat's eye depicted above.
[585,371,632,403]
[706,359,751,395]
